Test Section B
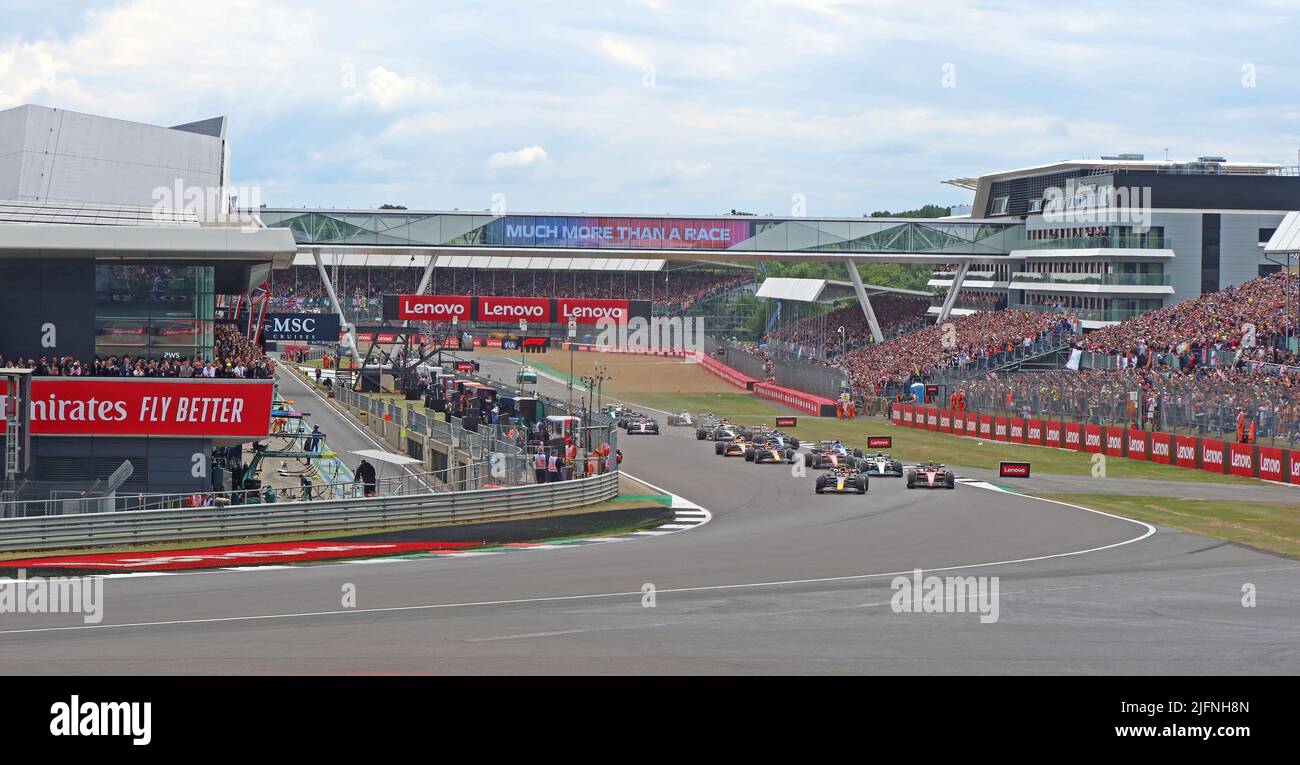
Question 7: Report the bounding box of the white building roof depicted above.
[1264,211,1300,255]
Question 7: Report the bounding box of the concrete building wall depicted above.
[1154,211,1203,306]
[1220,211,1290,289]
[0,104,225,208]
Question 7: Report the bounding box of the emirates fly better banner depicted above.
[385,295,652,325]
[20,378,274,438]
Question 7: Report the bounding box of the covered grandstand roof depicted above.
[1264,211,1300,255]
[754,277,930,303]
[291,252,666,271]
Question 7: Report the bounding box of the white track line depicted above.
[0,476,1163,637]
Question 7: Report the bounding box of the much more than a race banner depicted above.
[384,295,651,325]
[262,313,341,342]
[24,378,274,438]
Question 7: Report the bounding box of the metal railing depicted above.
[0,464,491,519]
[1018,235,1172,250]
[0,471,619,552]
[1011,271,1171,287]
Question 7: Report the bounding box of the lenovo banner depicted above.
[867,436,893,449]
[1200,438,1227,474]
[262,313,340,342]
[1149,432,1172,464]
[1083,424,1103,454]
[478,296,550,323]
[1258,446,1286,482]
[978,415,992,439]
[926,407,938,431]
[1026,419,1043,445]
[1228,443,1256,478]
[775,416,798,428]
[1126,429,1148,461]
[1174,435,1199,468]
[388,295,473,322]
[993,416,1008,441]
[890,404,902,424]
[1103,426,1126,457]
[963,412,977,435]
[557,298,650,326]
[1044,420,1062,448]
[999,461,1031,478]
[938,410,951,432]
[1009,417,1025,443]
[1065,422,1083,451]
[903,405,915,425]
[27,378,273,438]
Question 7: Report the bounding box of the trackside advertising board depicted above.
[386,295,651,325]
[867,436,892,448]
[23,378,273,438]
[999,461,1031,478]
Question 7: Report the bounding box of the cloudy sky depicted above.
[2,0,1297,216]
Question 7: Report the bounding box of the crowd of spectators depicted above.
[836,309,1079,396]
[0,324,275,379]
[1078,272,1298,367]
[925,273,1300,437]
[268,266,750,312]
[763,297,930,357]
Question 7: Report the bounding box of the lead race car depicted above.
[862,451,904,477]
[745,438,799,464]
[666,411,695,427]
[815,465,869,494]
[906,461,956,489]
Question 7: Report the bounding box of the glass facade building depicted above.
[94,264,216,360]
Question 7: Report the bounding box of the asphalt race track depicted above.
[0,356,1297,674]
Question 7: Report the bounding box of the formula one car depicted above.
[615,410,647,428]
[735,424,800,449]
[861,451,904,477]
[700,424,739,442]
[803,441,864,470]
[715,436,753,457]
[745,439,799,464]
[624,416,660,435]
[666,411,695,426]
[906,461,956,489]
[815,466,869,494]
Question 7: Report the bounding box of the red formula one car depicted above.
[905,461,956,489]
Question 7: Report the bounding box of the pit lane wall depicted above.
[890,403,1300,484]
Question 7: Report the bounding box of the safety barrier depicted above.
[694,351,758,390]
[754,382,837,417]
[0,471,619,553]
[889,402,1300,484]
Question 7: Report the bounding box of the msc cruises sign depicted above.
[263,313,341,342]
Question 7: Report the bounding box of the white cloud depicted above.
[599,36,653,70]
[345,66,435,111]
[487,145,548,169]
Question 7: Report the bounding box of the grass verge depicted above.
[1036,493,1300,559]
